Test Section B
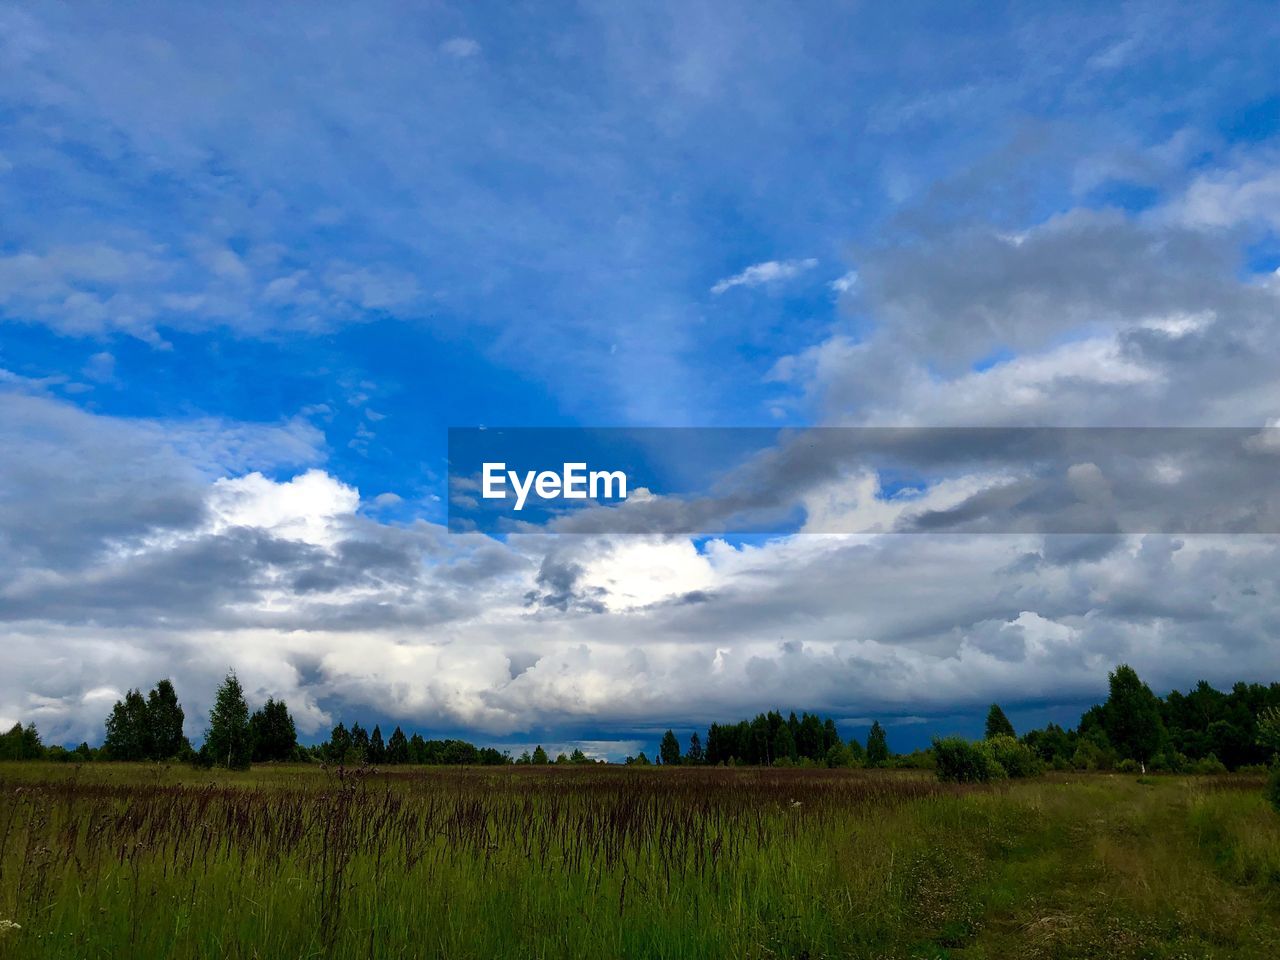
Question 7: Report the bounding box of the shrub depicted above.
[1193,753,1227,775]
[1267,762,1280,815]
[932,737,1006,784]
[986,734,1043,778]
[1150,751,1188,773]
[1072,739,1115,771]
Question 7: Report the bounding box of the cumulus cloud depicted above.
[5,386,1280,748]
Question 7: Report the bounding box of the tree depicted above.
[147,680,188,758]
[386,726,410,764]
[369,725,386,764]
[326,723,353,763]
[205,671,252,769]
[659,729,682,766]
[249,698,297,762]
[985,704,1015,740]
[686,732,704,764]
[0,722,45,761]
[866,721,889,767]
[104,689,152,761]
[569,748,589,763]
[531,745,549,765]
[772,723,797,765]
[350,723,370,762]
[797,713,825,761]
[1257,705,1280,758]
[1103,664,1166,764]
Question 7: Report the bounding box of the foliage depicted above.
[1103,664,1167,763]
[685,732,704,764]
[984,704,1015,740]
[865,721,890,768]
[985,734,1043,778]
[147,680,188,758]
[1267,762,1280,814]
[932,737,1006,783]
[1258,706,1280,757]
[0,723,44,761]
[1192,753,1227,775]
[205,671,252,770]
[250,698,298,762]
[659,730,681,765]
[104,689,153,761]
[531,745,549,765]
[704,710,845,766]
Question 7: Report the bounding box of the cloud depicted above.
[711,258,818,295]
[440,37,481,59]
[5,387,1280,749]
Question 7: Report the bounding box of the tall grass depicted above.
[0,764,1277,958]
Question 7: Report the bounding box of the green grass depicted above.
[0,764,1277,958]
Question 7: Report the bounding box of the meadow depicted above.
[0,763,1277,959]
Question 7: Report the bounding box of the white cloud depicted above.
[207,469,360,547]
[711,258,818,295]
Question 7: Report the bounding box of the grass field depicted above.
[1,763,1277,959]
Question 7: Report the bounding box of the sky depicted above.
[2,1,1280,760]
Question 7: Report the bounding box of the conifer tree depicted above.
[985,704,1016,740]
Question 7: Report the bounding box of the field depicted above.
[1,764,1278,959]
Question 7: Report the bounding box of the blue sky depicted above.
[3,2,1280,758]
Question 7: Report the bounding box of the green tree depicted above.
[772,723,797,765]
[0,722,45,761]
[146,679,188,759]
[369,725,386,764]
[386,726,410,764]
[204,671,252,769]
[350,723,370,762]
[569,748,589,763]
[659,729,682,766]
[797,713,825,761]
[1103,664,1166,764]
[865,721,889,767]
[249,698,297,762]
[104,689,152,761]
[326,723,353,763]
[1257,705,1280,758]
[985,703,1016,740]
[686,732,704,764]
[531,745,549,764]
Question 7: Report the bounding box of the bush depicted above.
[1116,758,1140,774]
[987,734,1043,778]
[1267,762,1280,815]
[1193,753,1227,775]
[1072,739,1116,771]
[1150,751,1188,773]
[932,737,1006,784]
[890,748,934,770]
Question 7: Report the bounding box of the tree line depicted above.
[652,712,897,768]
[0,670,508,769]
[1008,664,1280,774]
[935,665,1280,785]
[3,663,1278,773]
